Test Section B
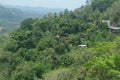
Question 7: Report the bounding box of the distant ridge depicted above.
[1,4,63,14]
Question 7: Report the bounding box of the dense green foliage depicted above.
[0,0,120,80]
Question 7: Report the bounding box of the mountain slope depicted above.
[0,5,63,35]
[0,5,25,25]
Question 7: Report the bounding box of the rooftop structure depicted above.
[109,27,120,30]
[102,20,120,30]
[78,44,86,47]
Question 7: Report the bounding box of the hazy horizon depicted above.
[0,0,86,10]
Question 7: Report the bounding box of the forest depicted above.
[0,0,120,80]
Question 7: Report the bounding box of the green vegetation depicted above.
[0,0,120,80]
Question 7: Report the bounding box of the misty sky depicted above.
[0,0,86,10]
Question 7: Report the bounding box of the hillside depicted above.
[0,5,24,30]
[0,0,120,80]
[0,5,31,35]
[0,5,63,35]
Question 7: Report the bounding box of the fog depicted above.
[0,0,86,10]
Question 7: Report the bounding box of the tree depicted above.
[85,54,120,80]
[20,18,34,30]
[90,0,118,12]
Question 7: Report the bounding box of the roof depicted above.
[63,37,70,40]
[78,45,86,47]
[108,27,120,30]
